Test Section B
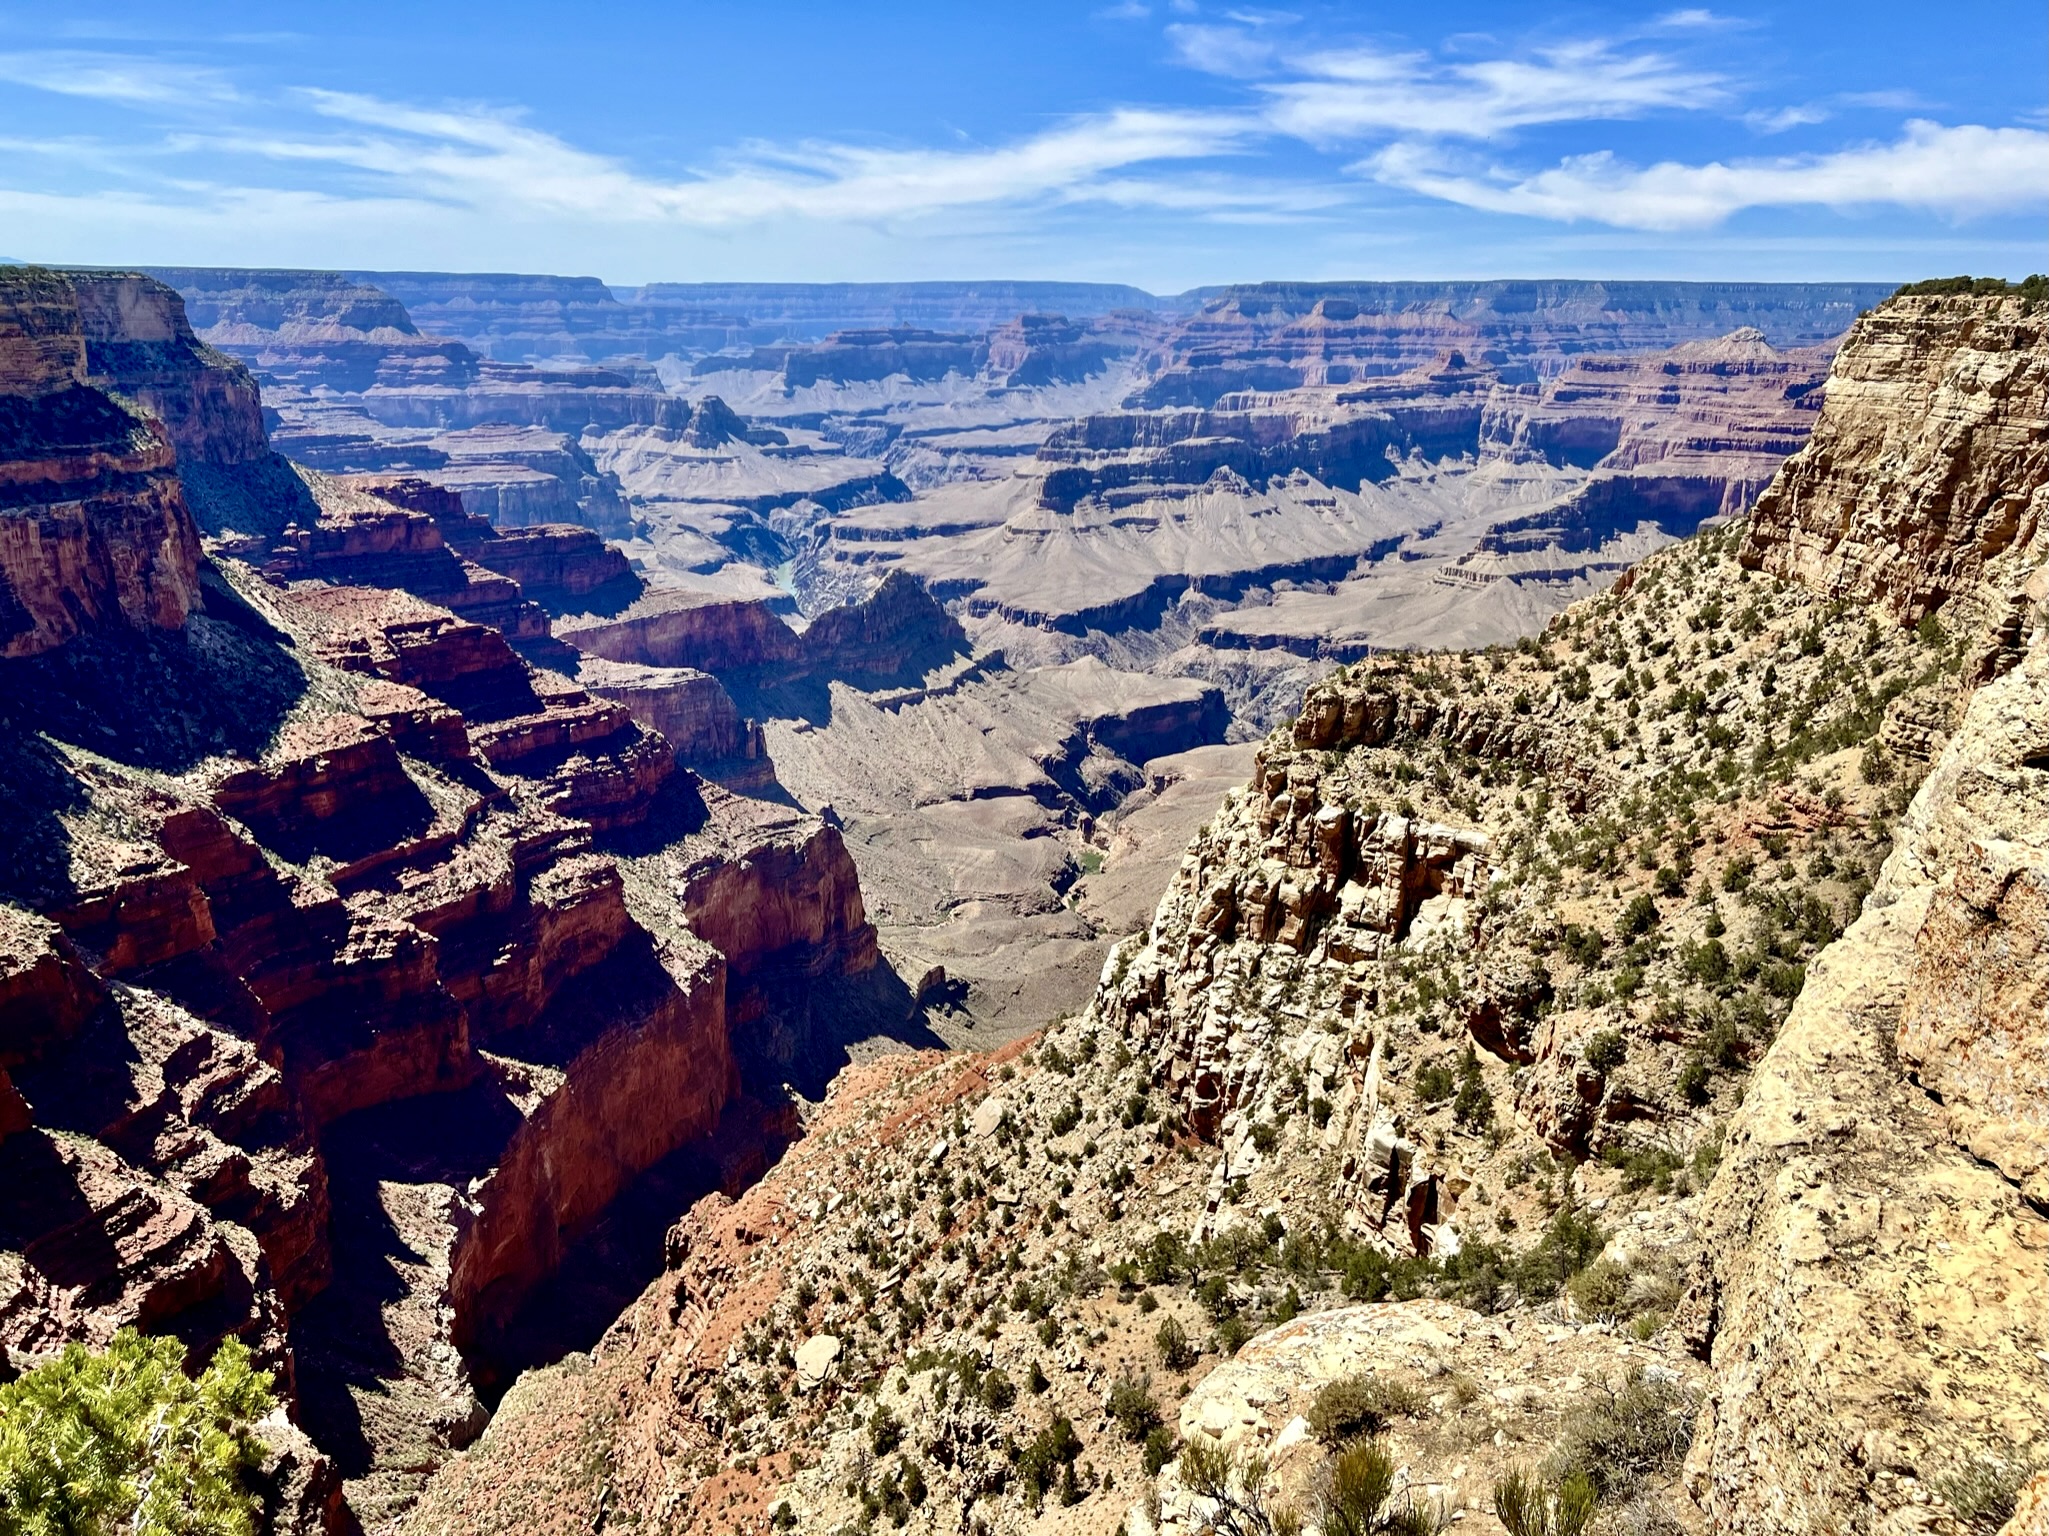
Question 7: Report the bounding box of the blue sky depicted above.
[1,1,2042,288]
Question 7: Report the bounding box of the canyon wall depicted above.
[0,270,885,1527]
[1137,279,1891,404]
[1087,285,2048,1536]
[0,267,204,658]
[1741,292,2049,627]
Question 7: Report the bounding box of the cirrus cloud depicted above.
[1364,120,2049,229]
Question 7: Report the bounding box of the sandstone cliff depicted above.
[0,267,204,658]
[0,272,885,1530]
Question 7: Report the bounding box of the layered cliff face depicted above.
[789,325,1838,748]
[411,284,2044,1536]
[0,267,204,658]
[69,272,271,469]
[0,272,888,1530]
[147,269,671,538]
[1741,293,2049,629]
[1440,328,1838,589]
[1138,280,1890,406]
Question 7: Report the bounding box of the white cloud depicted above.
[216,92,1263,225]
[1653,10,1742,29]
[1365,121,2049,229]
[0,49,238,106]
[1167,24,1277,77]
[1262,40,1724,143]
[1745,104,1831,133]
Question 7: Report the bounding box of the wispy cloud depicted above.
[1167,23,1279,78]
[0,21,2037,271]
[1745,103,1831,133]
[0,48,238,106]
[1365,121,2049,229]
[227,91,1267,225]
[1652,10,1745,30]
[1261,40,1725,142]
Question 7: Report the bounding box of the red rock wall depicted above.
[449,942,732,1365]
[674,807,878,990]
[69,272,271,468]
[576,659,760,767]
[0,268,207,658]
[557,591,802,672]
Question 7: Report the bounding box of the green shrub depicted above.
[1492,1464,1596,1536]
[1514,1205,1607,1298]
[1601,1141,1685,1194]
[1550,1371,1696,1501]
[1143,1424,1178,1476]
[0,1328,276,1536]
[1566,1258,1632,1320]
[1413,1060,1456,1102]
[1677,1055,1712,1105]
[1452,1047,1493,1131]
[1306,1374,1426,1445]
[870,1405,903,1454]
[1108,1372,1162,1442]
[1935,1451,2035,1533]
[1215,1316,1251,1356]
[1155,1315,1198,1371]
[1015,1416,1083,1497]
[1560,925,1604,967]
[1175,1437,1307,1535]
[1583,1030,1626,1073]
[1141,1231,1188,1285]
[1618,895,1661,938]
[1893,274,2048,299]
[1318,1436,1443,1536]
[980,1368,1016,1411]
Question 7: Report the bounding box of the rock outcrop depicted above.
[557,586,804,672]
[1673,289,2049,1534]
[1741,292,2049,628]
[1679,630,2049,1535]
[574,657,770,790]
[0,266,205,658]
[69,272,271,469]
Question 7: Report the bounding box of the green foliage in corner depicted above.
[1892,274,2047,300]
[0,1328,276,1536]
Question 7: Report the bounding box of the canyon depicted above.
[119,266,1894,1037]
[402,281,2047,1536]
[3,256,2042,1536]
